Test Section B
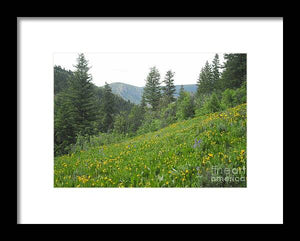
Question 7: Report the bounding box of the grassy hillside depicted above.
[54,103,246,187]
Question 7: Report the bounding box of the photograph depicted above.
[54,52,247,188]
[18,17,283,224]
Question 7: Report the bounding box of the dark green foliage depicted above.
[195,53,247,116]
[101,82,115,133]
[127,105,145,133]
[113,111,128,134]
[137,110,161,135]
[235,81,247,104]
[140,93,146,111]
[94,86,134,115]
[195,92,222,116]
[54,55,136,157]
[54,92,76,156]
[112,105,144,135]
[211,54,221,93]
[221,82,247,109]
[176,91,195,120]
[54,65,73,95]
[162,70,176,105]
[160,102,177,128]
[67,54,99,136]
[205,92,221,113]
[54,54,100,156]
[219,53,247,90]
[196,61,214,97]
[178,85,185,102]
[143,66,161,111]
[221,89,236,108]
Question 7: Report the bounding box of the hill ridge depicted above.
[101,82,197,104]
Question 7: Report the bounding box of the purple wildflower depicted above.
[193,138,202,149]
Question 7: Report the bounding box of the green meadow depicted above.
[54,103,246,188]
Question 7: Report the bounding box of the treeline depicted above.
[54,53,246,157]
[54,54,134,156]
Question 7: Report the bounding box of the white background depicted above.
[18,18,283,224]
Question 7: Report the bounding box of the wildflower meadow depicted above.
[54,103,247,187]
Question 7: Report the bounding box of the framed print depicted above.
[18,17,283,224]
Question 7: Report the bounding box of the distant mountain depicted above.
[109,82,144,104]
[106,82,197,104]
[174,84,198,97]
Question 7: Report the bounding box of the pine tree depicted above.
[54,53,99,156]
[54,91,76,156]
[211,54,220,91]
[143,66,161,111]
[68,53,99,136]
[220,53,247,90]
[178,85,185,102]
[162,70,176,105]
[196,61,213,97]
[102,82,115,132]
[140,93,146,111]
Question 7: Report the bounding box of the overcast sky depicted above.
[54,52,224,87]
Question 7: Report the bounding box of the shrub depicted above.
[70,132,127,153]
[160,102,177,128]
[221,89,236,108]
[176,92,195,120]
[235,82,247,105]
[221,84,246,109]
[197,92,222,115]
[114,112,128,134]
[137,118,161,135]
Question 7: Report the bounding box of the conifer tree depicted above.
[68,53,98,136]
[219,53,247,90]
[211,54,220,90]
[143,66,161,111]
[178,85,185,102]
[54,91,76,156]
[140,93,147,111]
[162,70,176,105]
[54,53,98,156]
[196,61,213,97]
[102,82,115,132]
